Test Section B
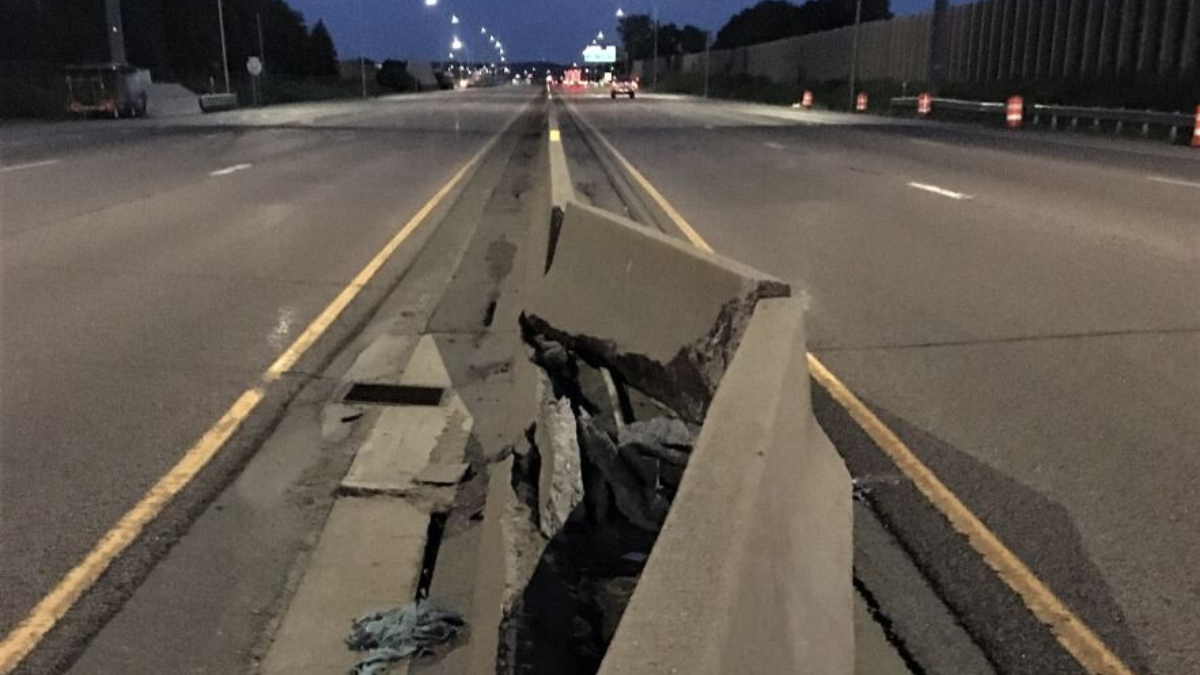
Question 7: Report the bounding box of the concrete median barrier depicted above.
[598,297,852,675]
[498,113,853,673]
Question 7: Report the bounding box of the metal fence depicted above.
[891,96,1197,144]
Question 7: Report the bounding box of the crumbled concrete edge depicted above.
[523,278,789,424]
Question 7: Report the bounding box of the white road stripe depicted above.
[0,159,61,174]
[765,141,785,150]
[209,163,253,177]
[1147,175,1200,189]
[907,182,973,200]
[908,138,948,148]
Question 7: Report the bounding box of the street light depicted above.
[452,37,463,51]
[424,0,437,6]
[451,14,459,24]
[481,26,487,34]
[616,8,625,18]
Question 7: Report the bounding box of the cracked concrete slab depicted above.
[260,497,430,675]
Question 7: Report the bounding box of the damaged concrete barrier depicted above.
[508,176,851,672]
[598,298,852,675]
[526,200,789,424]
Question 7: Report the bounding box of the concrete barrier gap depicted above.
[600,298,853,675]
[498,186,852,674]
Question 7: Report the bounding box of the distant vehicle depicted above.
[65,63,150,118]
[610,76,638,100]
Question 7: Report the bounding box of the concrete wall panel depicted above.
[1137,0,1164,75]
[998,0,1016,79]
[1022,0,1044,77]
[1181,0,1200,78]
[1116,0,1142,75]
[1096,0,1122,77]
[1158,0,1186,76]
[1081,0,1105,76]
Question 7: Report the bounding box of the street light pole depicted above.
[652,7,659,87]
[217,0,231,93]
[847,0,863,110]
[703,30,711,99]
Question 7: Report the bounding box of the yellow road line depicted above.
[571,100,1138,675]
[0,126,505,675]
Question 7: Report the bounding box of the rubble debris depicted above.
[346,601,464,675]
[623,386,677,423]
[577,412,668,533]
[576,360,623,439]
[535,380,584,539]
[524,277,787,424]
[501,323,709,675]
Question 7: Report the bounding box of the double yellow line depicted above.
[567,98,1137,675]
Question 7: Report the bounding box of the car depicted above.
[610,77,638,99]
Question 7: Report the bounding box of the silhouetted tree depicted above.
[306,20,338,76]
[2,0,343,81]
[714,0,891,50]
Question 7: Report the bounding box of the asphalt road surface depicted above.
[562,91,1198,675]
[2,86,1197,675]
[0,87,535,652]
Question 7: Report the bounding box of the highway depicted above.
[0,86,1196,675]
[0,87,535,670]
[560,91,1198,675]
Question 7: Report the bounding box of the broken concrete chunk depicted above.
[535,393,584,539]
[414,462,470,486]
[577,412,665,533]
[616,444,659,488]
[619,417,693,450]
[530,335,575,392]
[576,360,622,439]
[624,387,678,424]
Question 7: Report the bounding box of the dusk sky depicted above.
[288,0,935,64]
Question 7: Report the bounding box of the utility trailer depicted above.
[65,63,150,118]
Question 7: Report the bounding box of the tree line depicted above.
[619,0,892,59]
[0,0,338,79]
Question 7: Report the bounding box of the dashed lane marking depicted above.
[0,159,61,174]
[907,181,974,200]
[1147,175,1200,189]
[209,163,253,177]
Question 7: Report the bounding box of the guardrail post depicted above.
[1006,95,1023,129]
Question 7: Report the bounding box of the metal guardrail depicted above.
[198,93,239,113]
[891,96,1196,143]
[892,96,1005,113]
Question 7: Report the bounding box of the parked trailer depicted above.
[65,64,150,119]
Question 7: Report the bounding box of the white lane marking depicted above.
[209,163,253,177]
[909,138,948,148]
[0,159,61,174]
[907,182,974,200]
[765,141,785,150]
[1147,175,1200,189]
